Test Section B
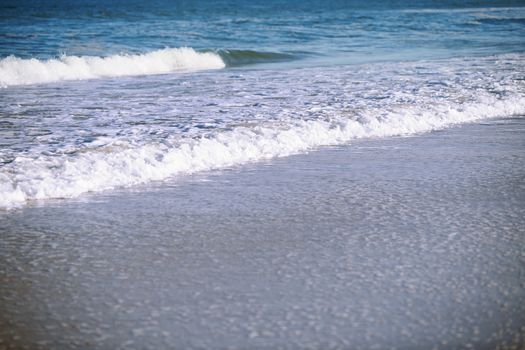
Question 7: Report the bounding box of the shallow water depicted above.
[1,54,524,208]
[1,118,524,349]
[1,0,525,207]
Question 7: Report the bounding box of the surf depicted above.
[1,92,523,209]
[0,47,226,86]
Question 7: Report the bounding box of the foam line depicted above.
[1,93,523,209]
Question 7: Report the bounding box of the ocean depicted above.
[0,0,524,349]
[1,0,525,207]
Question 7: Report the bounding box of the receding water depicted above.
[1,118,524,349]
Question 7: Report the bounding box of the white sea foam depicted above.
[1,93,523,209]
[0,47,225,86]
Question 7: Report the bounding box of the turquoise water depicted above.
[0,0,524,207]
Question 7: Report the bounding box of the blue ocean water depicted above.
[2,0,525,62]
[0,0,524,207]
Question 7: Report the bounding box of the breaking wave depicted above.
[0,47,226,86]
[215,49,296,67]
[1,93,523,209]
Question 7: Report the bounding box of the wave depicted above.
[0,47,226,86]
[215,49,296,67]
[1,93,523,209]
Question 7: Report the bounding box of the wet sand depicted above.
[1,117,524,349]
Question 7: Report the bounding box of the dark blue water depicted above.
[2,0,525,62]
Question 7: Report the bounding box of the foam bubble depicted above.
[0,47,226,86]
[1,93,523,209]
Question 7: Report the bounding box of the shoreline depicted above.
[1,116,524,349]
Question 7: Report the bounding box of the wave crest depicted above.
[0,47,226,86]
[216,49,295,66]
